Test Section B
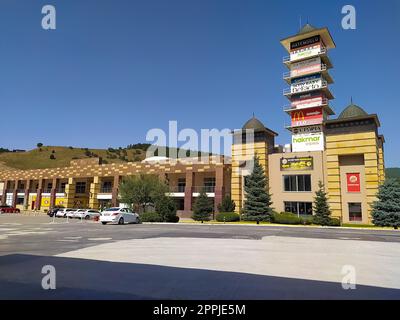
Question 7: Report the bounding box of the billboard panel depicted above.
[292,131,324,152]
[290,44,322,62]
[290,92,325,109]
[290,35,321,50]
[290,74,322,94]
[291,107,323,127]
[292,125,322,135]
[280,157,314,171]
[346,173,361,192]
[290,57,321,77]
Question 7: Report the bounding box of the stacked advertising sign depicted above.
[290,35,322,62]
[292,125,324,152]
[280,156,314,171]
[291,107,324,127]
[290,57,321,78]
[290,92,325,110]
[291,74,323,94]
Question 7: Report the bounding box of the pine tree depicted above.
[192,189,213,221]
[372,179,400,229]
[242,156,273,221]
[218,195,236,213]
[313,181,332,226]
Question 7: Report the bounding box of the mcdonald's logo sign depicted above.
[291,107,323,127]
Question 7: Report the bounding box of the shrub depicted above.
[242,214,272,222]
[216,212,240,222]
[166,215,180,223]
[272,212,302,225]
[217,195,236,213]
[139,212,163,222]
[49,154,56,160]
[328,218,341,227]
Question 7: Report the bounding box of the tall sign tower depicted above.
[280,24,336,152]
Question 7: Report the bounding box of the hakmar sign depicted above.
[292,131,324,152]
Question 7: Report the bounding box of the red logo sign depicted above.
[291,107,323,127]
[347,173,361,192]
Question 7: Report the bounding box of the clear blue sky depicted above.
[0,0,399,167]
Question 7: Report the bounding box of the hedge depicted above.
[272,212,303,225]
[216,212,240,222]
[139,212,180,223]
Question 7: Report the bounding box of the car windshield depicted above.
[104,208,120,211]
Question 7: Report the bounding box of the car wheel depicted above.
[85,215,90,220]
[136,217,141,224]
[118,217,124,225]
[101,222,107,225]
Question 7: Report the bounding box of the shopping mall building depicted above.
[0,24,385,224]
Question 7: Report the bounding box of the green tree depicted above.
[218,195,236,213]
[242,156,273,221]
[372,179,400,229]
[37,143,43,148]
[313,181,332,226]
[192,189,213,221]
[119,175,168,213]
[155,195,178,222]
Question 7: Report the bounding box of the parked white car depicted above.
[56,208,76,218]
[75,209,101,220]
[100,207,140,225]
[69,209,87,219]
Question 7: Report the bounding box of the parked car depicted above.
[47,207,62,217]
[66,209,83,219]
[55,208,76,218]
[0,205,20,213]
[75,209,101,220]
[100,207,140,225]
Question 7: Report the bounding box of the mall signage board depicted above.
[290,44,322,62]
[290,57,321,78]
[291,107,323,127]
[290,92,325,109]
[292,131,324,152]
[291,74,322,94]
[280,157,314,171]
[292,125,322,135]
[290,35,321,50]
[346,173,361,192]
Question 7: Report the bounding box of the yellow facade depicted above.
[325,131,381,223]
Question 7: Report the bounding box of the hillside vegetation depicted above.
[0,144,212,170]
[0,145,148,170]
[386,168,400,181]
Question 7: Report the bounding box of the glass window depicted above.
[349,203,362,222]
[283,175,311,192]
[284,202,313,215]
[75,182,86,194]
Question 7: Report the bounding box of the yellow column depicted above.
[65,178,76,208]
[89,176,101,209]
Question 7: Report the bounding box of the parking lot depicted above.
[1,214,400,299]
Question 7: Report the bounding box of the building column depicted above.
[1,181,7,205]
[12,180,18,208]
[35,179,43,210]
[50,178,57,209]
[24,180,31,210]
[111,175,120,207]
[214,166,224,212]
[65,178,76,208]
[89,176,101,209]
[184,171,194,212]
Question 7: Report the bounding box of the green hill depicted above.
[0,144,212,170]
[386,168,400,181]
